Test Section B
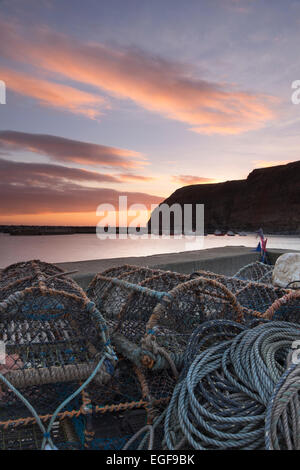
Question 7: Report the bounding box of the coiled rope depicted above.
[265,361,300,450]
[159,320,300,450]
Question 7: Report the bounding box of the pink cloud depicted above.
[0,130,145,169]
[0,21,276,134]
[172,175,216,185]
[0,183,162,215]
[0,158,162,215]
[0,158,122,185]
[0,66,106,119]
[117,173,155,182]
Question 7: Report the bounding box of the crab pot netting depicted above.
[0,260,64,284]
[89,408,166,451]
[144,276,254,360]
[0,260,83,301]
[87,266,189,338]
[80,360,174,450]
[88,409,148,450]
[148,279,298,360]
[261,290,300,323]
[233,261,274,283]
[86,265,182,325]
[189,270,248,293]
[84,358,175,416]
[191,270,290,316]
[84,360,144,410]
[0,417,82,450]
[0,261,113,428]
[88,408,165,451]
[235,283,290,315]
[113,272,189,345]
[87,265,296,372]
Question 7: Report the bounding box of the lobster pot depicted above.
[145,276,252,360]
[191,270,290,316]
[87,266,189,335]
[0,260,83,301]
[190,270,260,294]
[0,281,113,429]
[87,265,170,323]
[262,290,300,323]
[0,260,63,283]
[89,407,166,451]
[83,359,174,450]
[84,360,144,412]
[233,261,274,283]
[148,277,295,368]
[88,409,147,450]
[111,271,189,345]
[0,417,81,450]
[235,282,290,314]
[84,358,174,419]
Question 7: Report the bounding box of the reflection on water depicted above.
[0,232,299,266]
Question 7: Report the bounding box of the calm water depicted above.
[0,232,299,267]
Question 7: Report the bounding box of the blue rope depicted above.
[163,320,300,450]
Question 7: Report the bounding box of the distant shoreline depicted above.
[0,225,299,236]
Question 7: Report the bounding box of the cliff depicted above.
[148,161,300,234]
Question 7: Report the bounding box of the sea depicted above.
[0,232,299,267]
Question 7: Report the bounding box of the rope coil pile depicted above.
[135,320,300,450]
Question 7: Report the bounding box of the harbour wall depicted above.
[57,246,297,290]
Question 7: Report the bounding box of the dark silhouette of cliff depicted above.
[148,161,300,234]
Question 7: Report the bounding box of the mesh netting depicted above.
[86,266,184,328]
[77,359,175,450]
[262,290,300,323]
[88,409,148,450]
[87,264,296,380]
[0,260,114,433]
[189,270,290,316]
[0,260,83,301]
[233,261,274,283]
[84,358,174,419]
[145,276,250,360]
[0,260,63,284]
[1,259,299,450]
[0,418,82,450]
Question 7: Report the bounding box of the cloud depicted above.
[172,175,216,185]
[0,158,154,187]
[0,183,162,215]
[0,158,161,215]
[0,158,123,185]
[0,130,145,168]
[117,173,155,182]
[0,21,276,134]
[0,66,107,118]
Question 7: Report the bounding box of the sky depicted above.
[0,0,299,226]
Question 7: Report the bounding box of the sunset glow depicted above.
[0,0,299,225]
